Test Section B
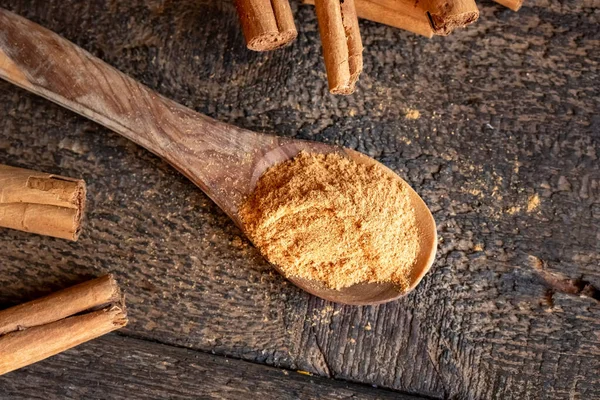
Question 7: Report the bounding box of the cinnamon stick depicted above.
[494,0,523,11]
[0,274,127,376]
[304,0,434,38]
[423,0,479,35]
[306,0,479,37]
[315,0,364,95]
[0,305,127,376]
[0,275,120,336]
[0,164,86,240]
[234,0,298,51]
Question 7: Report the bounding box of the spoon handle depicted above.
[0,8,275,219]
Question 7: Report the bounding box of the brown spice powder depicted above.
[240,152,420,291]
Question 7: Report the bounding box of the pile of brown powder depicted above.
[240,151,420,291]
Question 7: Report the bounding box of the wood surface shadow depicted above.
[0,266,99,309]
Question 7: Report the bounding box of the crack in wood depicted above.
[528,255,600,304]
[311,324,333,378]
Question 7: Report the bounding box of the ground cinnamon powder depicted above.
[240,152,420,291]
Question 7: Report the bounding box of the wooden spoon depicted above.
[0,8,437,305]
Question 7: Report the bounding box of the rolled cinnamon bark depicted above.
[424,0,479,35]
[494,0,523,11]
[0,164,86,240]
[0,305,127,376]
[303,0,434,38]
[234,0,298,51]
[0,275,120,336]
[315,0,364,95]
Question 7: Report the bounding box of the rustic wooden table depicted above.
[0,0,598,399]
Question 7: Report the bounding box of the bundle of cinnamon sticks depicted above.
[0,275,127,376]
[234,0,524,95]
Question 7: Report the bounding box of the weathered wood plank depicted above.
[0,334,414,399]
[0,0,598,399]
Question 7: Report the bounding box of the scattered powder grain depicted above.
[527,194,540,212]
[240,152,420,291]
[404,109,420,120]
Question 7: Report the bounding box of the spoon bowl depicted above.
[248,145,437,305]
[0,8,436,305]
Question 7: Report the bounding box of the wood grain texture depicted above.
[0,0,598,399]
[0,334,414,399]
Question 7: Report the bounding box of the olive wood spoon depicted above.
[0,8,437,305]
